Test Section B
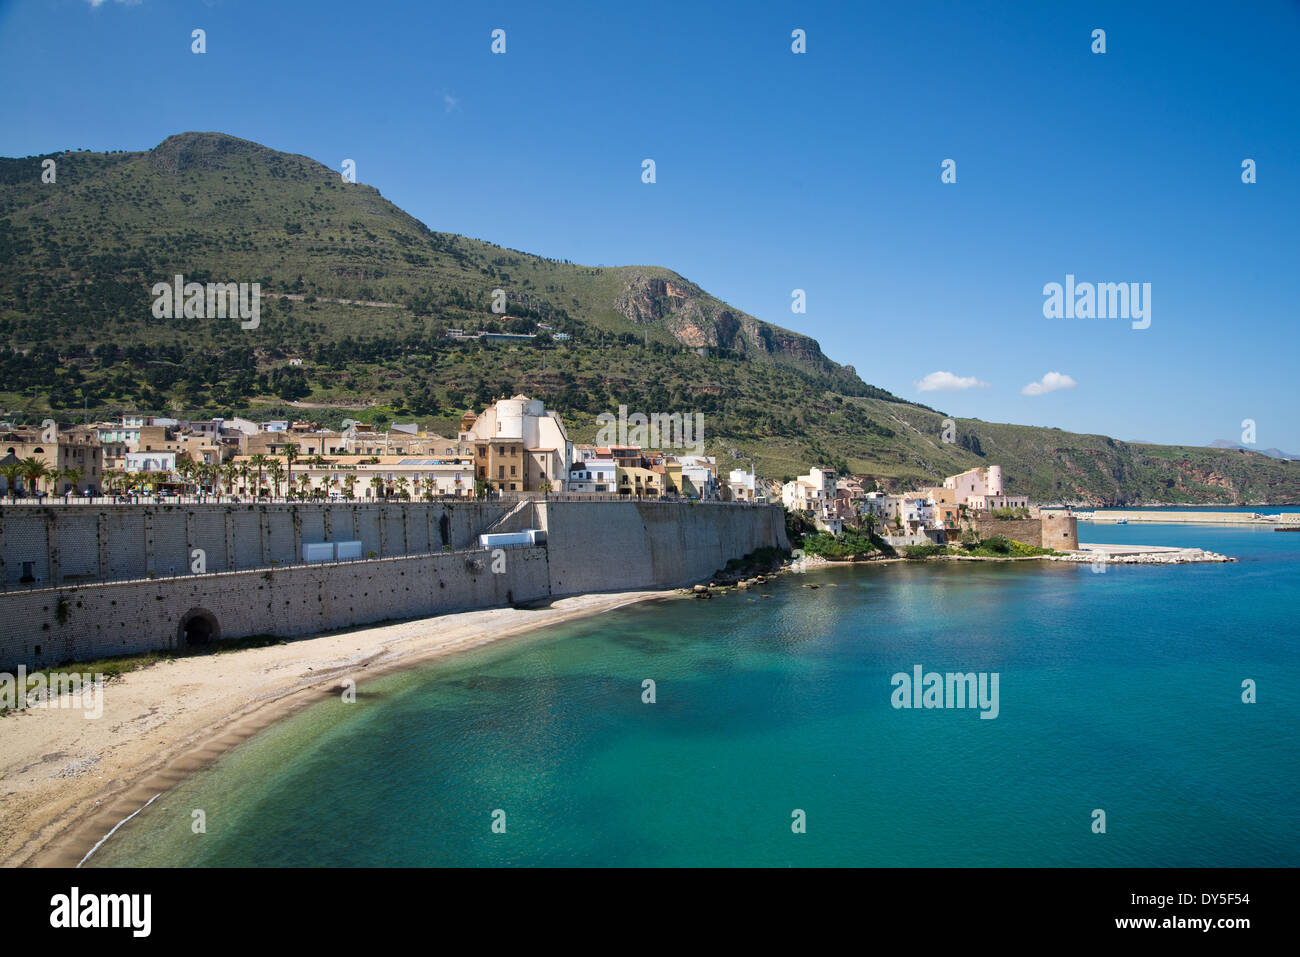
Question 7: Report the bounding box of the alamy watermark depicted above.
[50,887,151,937]
[1,666,104,719]
[1043,274,1150,330]
[151,274,260,329]
[596,405,705,456]
[890,664,999,719]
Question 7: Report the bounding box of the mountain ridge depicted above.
[1,131,1297,505]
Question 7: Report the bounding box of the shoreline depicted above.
[0,588,675,869]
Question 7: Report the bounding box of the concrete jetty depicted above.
[1075,510,1299,527]
[1054,543,1235,565]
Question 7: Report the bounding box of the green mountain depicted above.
[2,132,1297,505]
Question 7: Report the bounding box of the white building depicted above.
[782,467,836,513]
[942,465,1028,509]
[899,493,935,531]
[725,468,758,502]
[460,394,573,492]
[124,451,177,474]
[677,456,719,500]
[226,417,262,437]
[568,457,617,493]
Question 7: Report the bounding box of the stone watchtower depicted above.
[1040,509,1080,550]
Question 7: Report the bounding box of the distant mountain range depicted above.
[1207,440,1297,460]
[1,131,1298,505]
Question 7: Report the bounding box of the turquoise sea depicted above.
[89,519,1298,867]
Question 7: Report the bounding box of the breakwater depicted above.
[0,501,787,670]
[1077,509,1300,526]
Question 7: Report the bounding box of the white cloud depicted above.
[86,0,141,7]
[443,93,459,113]
[1021,371,1078,396]
[915,371,988,392]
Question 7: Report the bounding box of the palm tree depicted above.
[249,454,269,498]
[395,476,410,500]
[0,461,24,501]
[221,461,239,497]
[422,476,435,501]
[284,442,299,496]
[61,466,85,497]
[236,461,251,496]
[267,460,285,499]
[368,474,384,499]
[297,473,312,499]
[174,455,194,495]
[19,457,50,499]
[343,474,357,500]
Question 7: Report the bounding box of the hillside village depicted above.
[1,393,1078,554]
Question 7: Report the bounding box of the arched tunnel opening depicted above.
[178,609,221,648]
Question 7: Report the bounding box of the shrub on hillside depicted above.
[802,530,878,560]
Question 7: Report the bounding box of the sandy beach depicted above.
[0,589,673,868]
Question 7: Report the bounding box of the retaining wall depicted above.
[541,501,788,595]
[0,501,788,670]
[0,545,549,670]
[0,502,509,588]
[966,513,1079,550]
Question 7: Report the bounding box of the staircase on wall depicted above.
[481,499,537,536]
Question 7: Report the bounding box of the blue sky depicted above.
[2,0,1298,450]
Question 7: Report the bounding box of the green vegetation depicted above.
[717,545,787,579]
[2,132,1297,503]
[902,543,950,559]
[991,507,1031,520]
[957,535,1058,558]
[801,530,885,560]
[784,509,817,548]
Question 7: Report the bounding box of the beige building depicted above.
[229,454,475,499]
[459,395,571,493]
[1,426,113,495]
[943,465,1029,510]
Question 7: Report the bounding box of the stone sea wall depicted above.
[0,501,787,670]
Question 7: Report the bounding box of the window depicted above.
[510,466,516,476]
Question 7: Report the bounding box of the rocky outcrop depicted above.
[613,272,836,370]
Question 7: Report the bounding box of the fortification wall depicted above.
[966,513,1079,550]
[967,517,1044,547]
[540,501,788,595]
[0,500,786,670]
[0,545,549,671]
[0,502,509,588]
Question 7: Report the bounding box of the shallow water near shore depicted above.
[88,522,1299,867]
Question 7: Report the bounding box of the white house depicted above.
[782,467,836,513]
[568,457,617,493]
[676,456,719,499]
[124,451,177,475]
[725,468,759,502]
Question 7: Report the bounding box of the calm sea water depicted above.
[90,519,1298,867]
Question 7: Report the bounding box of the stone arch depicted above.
[177,607,221,648]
